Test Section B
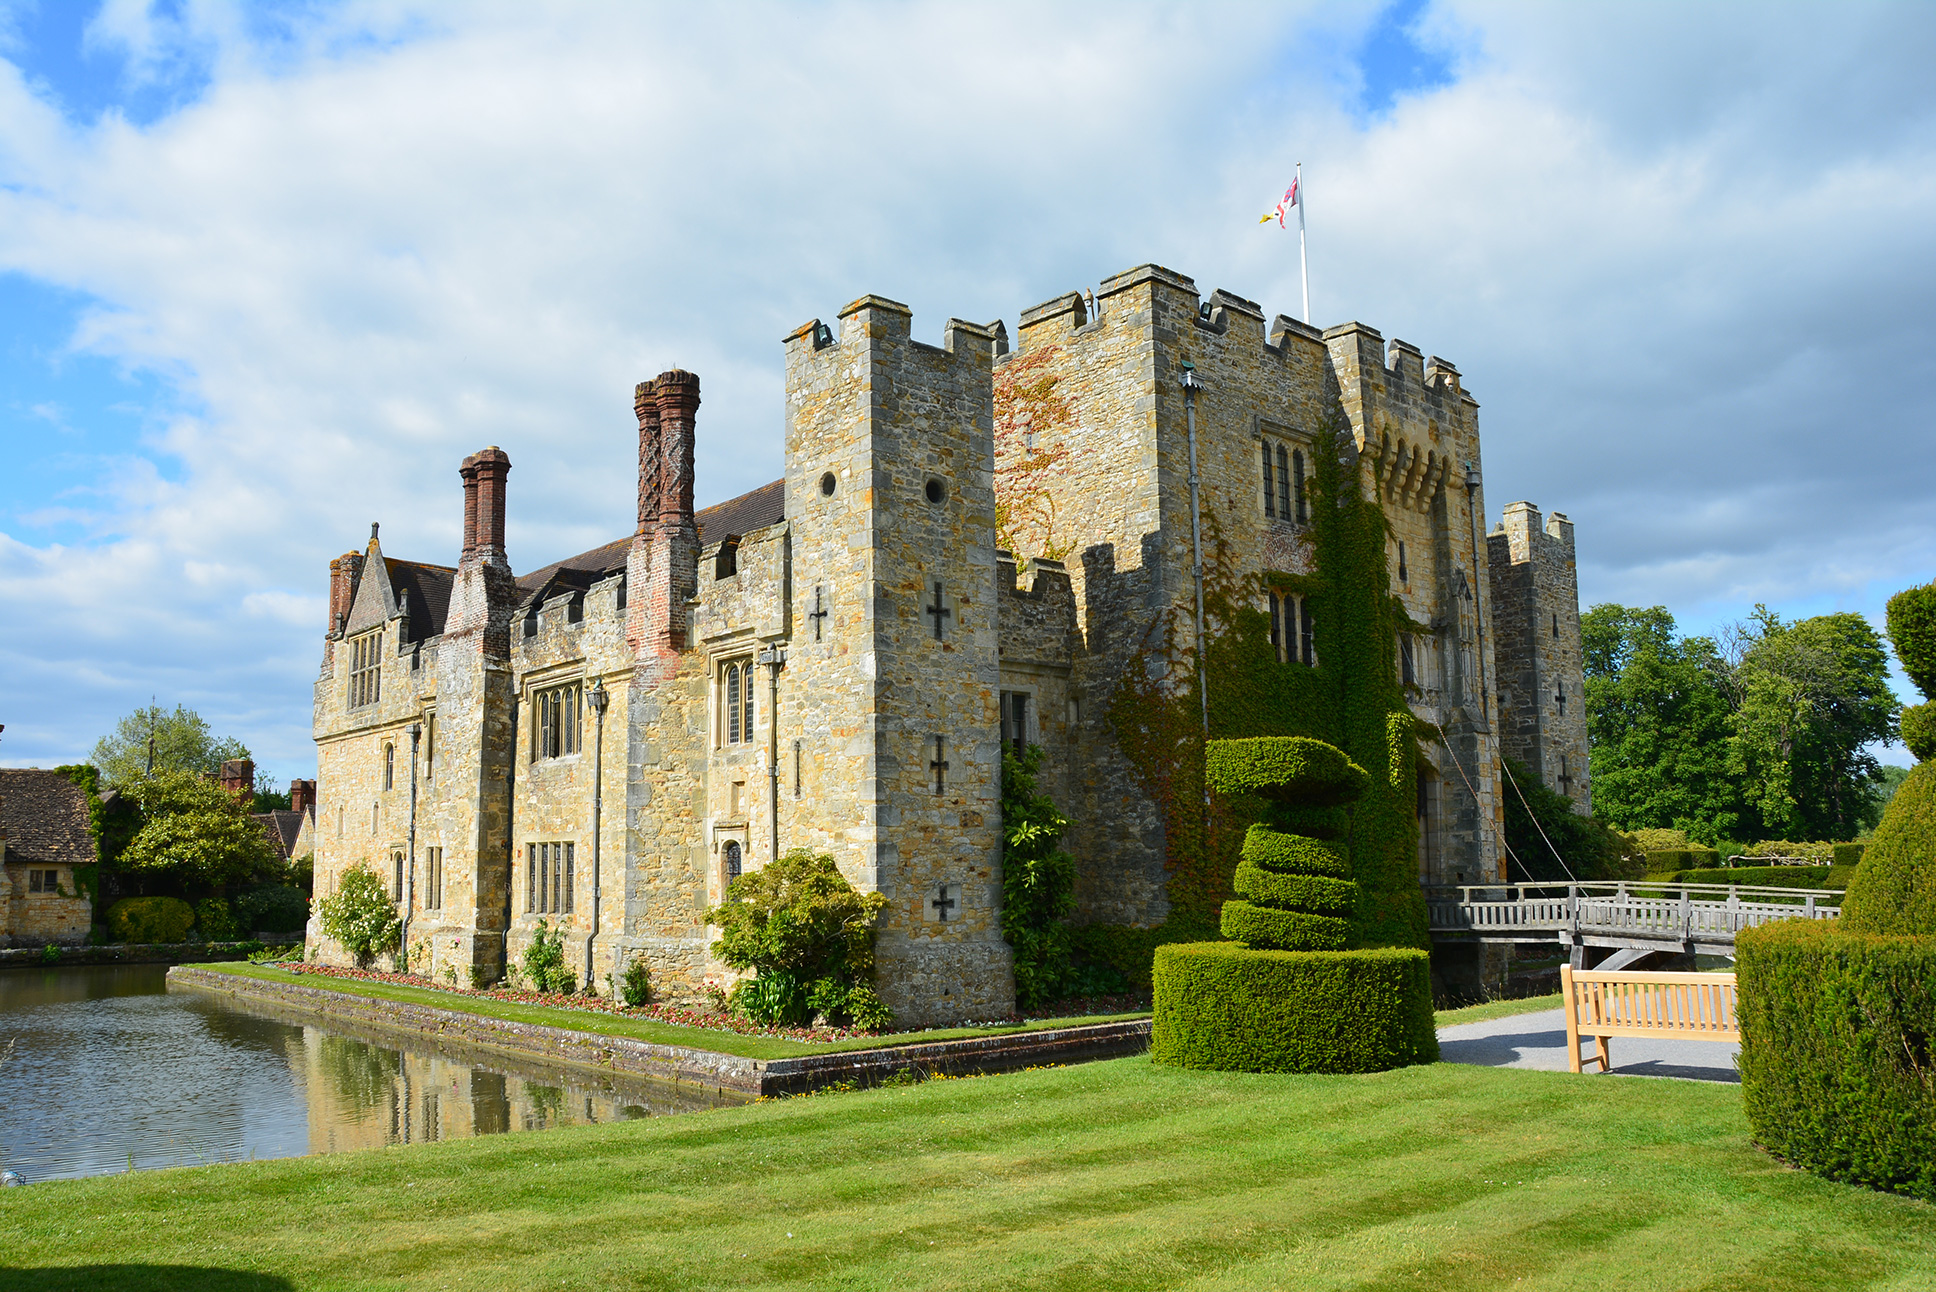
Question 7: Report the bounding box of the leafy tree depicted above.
[1726,608,1898,840]
[1499,758,1642,882]
[91,704,250,790]
[116,770,281,890]
[999,745,1079,1009]
[705,849,890,1029]
[1582,605,1743,842]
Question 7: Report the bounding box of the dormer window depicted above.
[348,629,382,709]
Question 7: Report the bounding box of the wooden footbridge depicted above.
[1425,880,1843,970]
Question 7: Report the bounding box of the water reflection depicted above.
[0,965,744,1181]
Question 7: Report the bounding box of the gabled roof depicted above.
[514,478,785,599]
[254,808,311,861]
[386,559,456,639]
[0,770,96,868]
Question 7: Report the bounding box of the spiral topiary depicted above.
[1207,737,1368,951]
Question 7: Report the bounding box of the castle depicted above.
[306,263,1589,1024]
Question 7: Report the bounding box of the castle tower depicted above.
[1488,502,1591,812]
[782,297,1013,1026]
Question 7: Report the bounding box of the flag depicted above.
[1260,176,1300,227]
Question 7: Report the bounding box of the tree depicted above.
[91,704,250,790]
[705,849,890,1028]
[116,770,281,890]
[1727,608,1898,840]
[1498,758,1641,882]
[1582,604,1743,842]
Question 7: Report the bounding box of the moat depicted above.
[0,964,744,1182]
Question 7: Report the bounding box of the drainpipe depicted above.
[503,694,518,985]
[1180,362,1209,742]
[758,647,785,863]
[584,677,609,993]
[402,721,420,972]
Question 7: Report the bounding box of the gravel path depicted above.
[1438,1007,1740,1083]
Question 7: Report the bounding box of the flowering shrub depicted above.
[317,865,400,967]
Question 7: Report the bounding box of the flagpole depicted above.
[1297,162,1310,323]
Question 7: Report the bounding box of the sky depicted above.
[2,0,1932,781]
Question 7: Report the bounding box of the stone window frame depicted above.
[1000,689,1035,758]
[424,711,437,785]
[425,846,443,910]
[526,840,576,916]
[530,680,583,762]
[715,655,756,748]
[383,741,396,792]
[348,627,383,709]
[1267,589,1317,667]
[26,868,60,895]
[1256,422,1310,526]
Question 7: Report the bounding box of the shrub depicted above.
[1629,827,1693,851]
[1743,839,1837,864]
[1884,581,1936,698]
[612,954,652,1007]
[1211,739,1368,953]
[107,896,195,944]
[1501,757,1643,882]
[1842,761,1936,935]
[1736,919,1936,1202]
[706,848,889,1028]
[195,897,237,942]
[1644,848,1721,874]
[1902,702,1936,763]
[999,746,1079,1009]
[317,865,400,966]
[234,884,310,934]
[520,919,576,994]
[1832,843,1867,868]
[1203,736,1369,805]
[1645,866,1855,898]
[1151,941,1437,1073]
[116,770,280,888]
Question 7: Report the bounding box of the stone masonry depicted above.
[308,263,1588,1025]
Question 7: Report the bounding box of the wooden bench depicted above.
[1560,965,1739,1074]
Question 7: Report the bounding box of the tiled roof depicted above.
[386,559,456,639]
[0,770,96,868]
[515,478,785,597]
[255,809,310,861]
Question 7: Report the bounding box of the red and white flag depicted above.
[1260,176,1300,226]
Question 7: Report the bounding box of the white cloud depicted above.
[1,0,1933,774]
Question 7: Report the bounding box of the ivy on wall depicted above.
[1097,406,1430,972]
[992,345,1078,561]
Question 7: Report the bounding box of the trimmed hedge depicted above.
[1833,843,1867,869]
[1737,919,1936,1202]
[1238,824,1350,878]
[1644,866,1855,899]
[1232,867,1358,914]
[1151,941,1438,1073]
[1901,702,1935,764]
[1203,737,1369,806]
[1843,760,1936,935]
[1644,848,1722,872]
[1219,903,1351,950]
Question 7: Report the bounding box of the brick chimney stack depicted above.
[626,369,701,664]
[634,378,660,536]
[328,551,363,635]
[219,759,255,802]
[653,369,700,527]
[471,446,512,561]
[289,778,316,817]
[459,453,480,560]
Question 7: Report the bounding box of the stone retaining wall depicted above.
[0,942,268,969]
[167,966,1150,1096]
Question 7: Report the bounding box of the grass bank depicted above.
[2,1058,1931,1291]
[1433,992,1562,1026]
[186,963,1148,1061]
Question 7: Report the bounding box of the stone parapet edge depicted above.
[166,966,1151,1096]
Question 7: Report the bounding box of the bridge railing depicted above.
[1424,881,1843,938]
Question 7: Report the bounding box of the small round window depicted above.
[925,478,946,504]
[819,472,836,497]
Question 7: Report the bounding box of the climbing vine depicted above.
[993,345,1077,560]
[999,745,1079,1008]
[1098,405,1429,972]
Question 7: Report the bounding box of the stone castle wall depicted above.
[1488,503,1592,814]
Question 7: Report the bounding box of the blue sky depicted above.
[2,0,1932,781]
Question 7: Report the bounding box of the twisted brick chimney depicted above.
[627,369,700,665]
[470,446,512,561]
[289,779,316,817]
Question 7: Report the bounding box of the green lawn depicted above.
[3,1058,1932,1291]
[1433,992,1562,1026]
[187,962,1149,1060]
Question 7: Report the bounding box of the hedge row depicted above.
[1150,941,1437,1073]
[1737,920,1936,1202]
[1643,866,1855,899]
[1644,848,1722,872]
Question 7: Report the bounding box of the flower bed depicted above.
[270,961,1150,1045]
